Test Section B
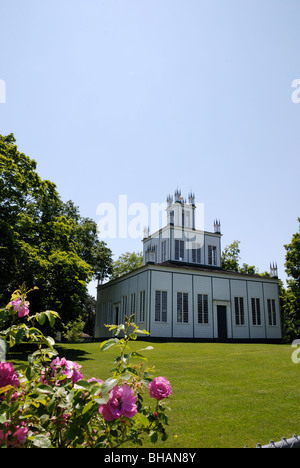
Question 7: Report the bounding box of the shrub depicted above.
[62,317,85,343]
[0,286,171,448]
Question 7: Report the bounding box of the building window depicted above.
[175,240,184,261]
[192,243,201,263]
[197,294,208,324]
[234,297,245,325]
[267,299,277,326]
[208,245,217,266]
[155,291,167,322]
[161,241,167,262]
[113,304,120,325]
[177,292,189,323]
[139,291,145,322]
[131,293,136,316]
[122,296,127,318]
[107,301,112,324]
[251,298,261,326]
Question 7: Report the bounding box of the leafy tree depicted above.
[221,240,262,276]
[110,252,143,280]
[0,133,112,325]
[62,316,86,343]
[80,293,96,337]
[221,240,241,272]
[280,282,300,342]
[72,214,112,283]
[239,263,259,275]
[285,218,300,285]
[282,219,300,341]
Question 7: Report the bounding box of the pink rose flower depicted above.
[0,423,28,447]
[99,384,137,421]
[18,302,30,318]
[40,357,84,386]
[51,357,84,384]
[9,298,30,318]
[60,358,84,384]
[87,377,103,385]
[9,298,22,311]
[13,425,29,445]
[0,362,20,390]
[148,376,172,400]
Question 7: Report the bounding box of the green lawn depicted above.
[10,341,300,448]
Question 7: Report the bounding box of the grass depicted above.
[9,341,300,448]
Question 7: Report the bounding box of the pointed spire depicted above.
[167,194,173,206]
[174,188,182,203]
[270,262,278,278]
[188,192,195,205]
[214,219,221,234]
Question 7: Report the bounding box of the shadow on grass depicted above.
[8,343,93,364]
[55,345,93,363]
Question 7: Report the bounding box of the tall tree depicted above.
[221,240,260,275]
[285,218,300,285]
[221,240,241,272]
[282,219,300,341]
[0,134,112,324]
[110,251,143,280]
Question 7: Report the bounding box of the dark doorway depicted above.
[113,305,120,325]
[217,305,228,340]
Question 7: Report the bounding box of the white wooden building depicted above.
[95,191,281,342]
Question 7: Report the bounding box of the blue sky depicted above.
[1,0,300,297]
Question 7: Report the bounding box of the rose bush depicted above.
[0,285,172,448]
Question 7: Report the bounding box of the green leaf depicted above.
[37,312,46,326]
[74,380,91,391]
[131,351,148,361]
[150,430,158,444]
[31,434,53,448]
[0,414,8,424]
[107,324,125,336]
[15,327,26,345]
[0,385,14,395]
[100,338,119,352]
[36,384,53,394]
[134,413,150,428]
[101,377,118,395]
[28,327,43,339]
[136,329,151,335]
[82,400,95,415]
[45,310,57,328]
[42,336,55,348]
[129,333,137,341]
[32,347,58,358]
[9,334,15,348]
[95,396,109,405]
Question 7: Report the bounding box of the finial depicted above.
[167,194,173,206]
[188,192,195,205]
[270,262,278,278]
[214,219,221,234]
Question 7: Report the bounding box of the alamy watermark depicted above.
[291,340,300,364]
[291,79,300,104]
[96,194,205,246]
[0,79,6,104]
